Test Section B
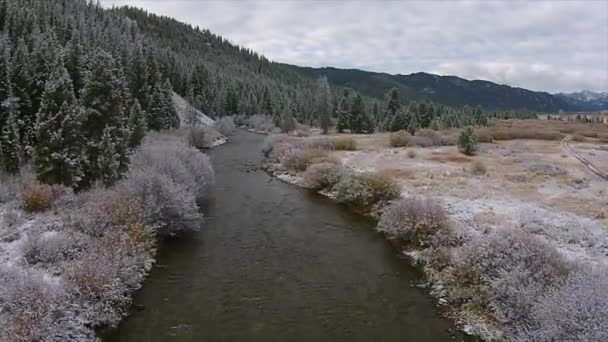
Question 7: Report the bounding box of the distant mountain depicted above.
[285,66,576,112]
[555,91,608,111]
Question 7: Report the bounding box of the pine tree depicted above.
[11,38,34,155]
[262,87,273,115]
[147,79,179,130]
[316,76,333,134]
[0,97,21,174]
[64,31,85,97]
[350,94,366,133]
[0,35,11,127]
[384,88,401,125]
[97,126,120,187]
[34,63,85,186]
[336,90,351,133]
[128,45,151,109]
[127,99,147,148]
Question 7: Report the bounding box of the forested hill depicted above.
[288,66,574,112]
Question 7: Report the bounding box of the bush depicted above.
[305,136,336,150]
[457,127,477,155]
[470,160,487,175]
[293,126,312,137]
[120,134,214,236]
[281,148,332,172]
[377,197,451,247]
[244,114,276,132]
[453,228,572,334]
[406,149,417,158]
[335,136,357,150]
[334,172,401,208]
[22,231,87,266]
[214,116,235,135]
[22,181,54,212]
[302,162,344,191]
[389,130,414,147]
[415,129,442,146]
[188,126,222,149]
[521,268,608,341]
[0,267,91,341]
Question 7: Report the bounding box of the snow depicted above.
[172,92,215,127]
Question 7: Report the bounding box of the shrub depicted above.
[22,181,54,212]
[187,126,221,149]
[335,136,357,150]
[457,127,477,155]
[415,129,442,146]
[334,172,401,208]
[453,228,572,334]
[281,148,332,172]
[302,162,344,191]
[470,160,487,175]
[377,197,451,247]
[521,268,608,341]
[120,134,214,236]
[305,136,336,150]
[389,130,414,147]
[406,149,417,158]
[244,114,276,132]
[214,116,235,135]
[0,171,20,204]
[22,231,88,266]
[293,126,312,137]
[0,267,91,341]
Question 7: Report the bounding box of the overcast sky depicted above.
[100,0,608,93]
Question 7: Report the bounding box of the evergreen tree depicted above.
[127,99,147,148]
[64,31,85,97]
[97,126,120,187]
[0,35,11,127]
[11,38,34,154]
[128,45,150,109]
[384,88,401,125]
[279,111,296,133]
[0,97,21,174]
[336,90,352,133]
[34,63,85,186]
[350,94,366,133]
[262,87,273,115]
[147,79,179,130]
[316,76,333,134]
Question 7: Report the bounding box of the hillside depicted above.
[288,66,575,112]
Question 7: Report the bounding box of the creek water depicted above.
[104,129,468,342]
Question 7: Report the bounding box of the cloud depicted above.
[100,0,608,93]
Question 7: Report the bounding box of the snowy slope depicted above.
[172,92,215,126]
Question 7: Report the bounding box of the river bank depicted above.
[262,130,608,341]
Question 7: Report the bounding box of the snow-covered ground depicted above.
[172,92,215,127]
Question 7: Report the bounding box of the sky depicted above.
[100,0,608,94]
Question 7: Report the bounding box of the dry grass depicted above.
[407,150,417,158]
[335,136,357,151]
[428,151,472,163]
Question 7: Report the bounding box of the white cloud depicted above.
[100,0,608,93]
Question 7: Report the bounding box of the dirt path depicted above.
[562,136,608,180]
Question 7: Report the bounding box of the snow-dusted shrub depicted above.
[120,168,201,236]
[453,228,572,334]
[214,116,235,135]
[62,188,145,237]
[377,197,452,247]
[65,231,147,329]
[130,137,214,201]
[520,267,608,341]
[334,172,401,208]
[22,231,86,266]
[281,148,335,172]
[187,126,221,149]
[302,162,344,191]
[20,181,72,213]
[244,114,276,132]
[470,160,487,175]
[0,267,91,341]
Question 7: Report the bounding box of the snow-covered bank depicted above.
[262,133,608,341]
[0,132,217,341]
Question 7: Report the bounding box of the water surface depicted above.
[105,130,468,342]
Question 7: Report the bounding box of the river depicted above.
[104,129,468,342]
